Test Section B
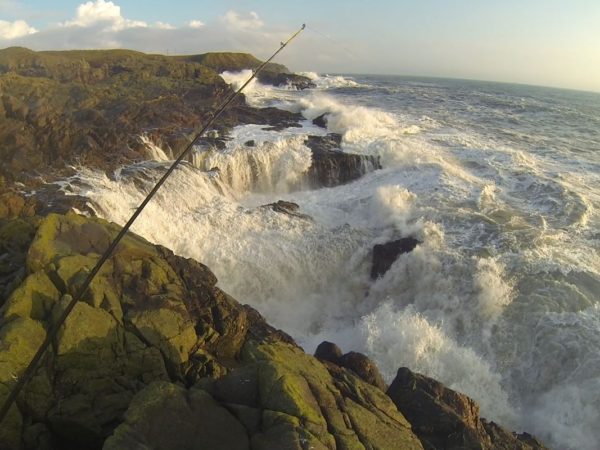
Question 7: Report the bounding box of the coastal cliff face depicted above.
[0,47,304,187]
[0,49,549,449]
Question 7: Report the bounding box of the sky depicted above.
[1,0,599,93]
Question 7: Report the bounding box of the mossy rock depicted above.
[104,381,249,450]
[217,341,424,450]
[2,271,60,322]
[0,317,47,449]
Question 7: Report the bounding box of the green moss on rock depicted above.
[104,381,250,450]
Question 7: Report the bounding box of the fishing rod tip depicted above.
[302,23,306,29]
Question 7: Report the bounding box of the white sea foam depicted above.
[298,71,363,89]
[140,134,171,161]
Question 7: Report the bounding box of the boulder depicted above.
[339,351,387,392]
[386,367,549,450]
[312,113,329,129]
[260,200,312,220]
[304,134,381,188]
[315,342,387,391]
[314,341,343,363]
[371,237,420,279]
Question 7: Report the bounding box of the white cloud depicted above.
[0,2,337,75]
[62,0,147,31]
[0,19,37,39]
[155,21,174,30]
[222,10,263,30]
[188,20,204,29]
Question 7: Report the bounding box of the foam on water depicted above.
[61,74,600,450]
[298,71,364,89]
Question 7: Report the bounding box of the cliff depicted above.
[0,47,306,188]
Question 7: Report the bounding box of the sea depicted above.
[61,71,600,449]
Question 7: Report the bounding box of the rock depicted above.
[213,340,425,450]
[257,71,316,90]
[260,200,312,220]
[386,367,548,450]
[339,351,387,392]
[371,237,420,279]
[0,215,38,305]
[0,191,36,218]
[244,139,255,147]
[315,342,386,391]
[0,213,290,449]
[304,134,381,188]
[312,113,329,129]
[0,48,303,188]
[314,341,343,363]
[104,382,249,450]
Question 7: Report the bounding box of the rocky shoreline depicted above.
[0,48,549,449]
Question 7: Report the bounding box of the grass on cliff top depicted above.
[0,47,289,75]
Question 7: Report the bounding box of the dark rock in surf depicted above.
[244,140,255,147]
[371,237,420,279]
[312,113,329,129]
[304,134,381,188]
[261,200,312,220]
[256,71,316,90]
[387,367,549,450]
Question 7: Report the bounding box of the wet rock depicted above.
[244,139,255,147]
[257,71,315,90]
[304,134,381,188]
[371,237,420,279]
[260,200,312,220]
[386,367,549,450]
[312,113,329,129]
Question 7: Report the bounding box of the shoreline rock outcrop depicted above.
[0,47,308,189]
[0,211,549,449]
[371,237,421,279]
[387,368,549,450]
[304,134,381,188]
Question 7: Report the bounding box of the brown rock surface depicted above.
[387,367,549,450]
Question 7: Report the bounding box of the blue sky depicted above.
[1,0,599,92]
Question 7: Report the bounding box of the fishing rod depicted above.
[0,23,306,425]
